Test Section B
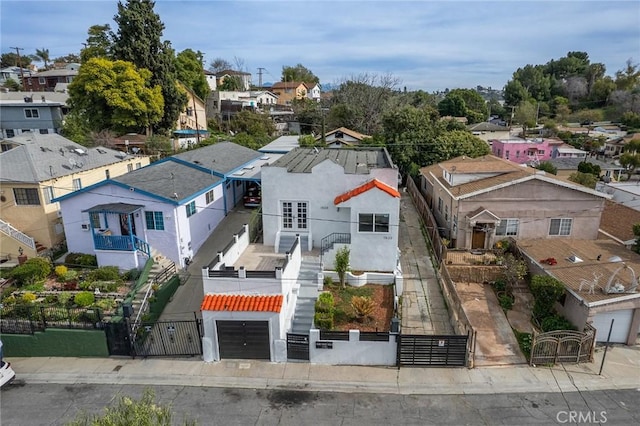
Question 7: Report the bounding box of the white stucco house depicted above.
[261,147,401,272]
[53,142,265,270]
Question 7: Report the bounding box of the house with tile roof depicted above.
[53,142,266,269]
[270,81,308,106]
[598,200,640,249]
[517,238,640,345]
[419,155,611,250]
[317,127,370,148]
[0,132,149,259]
[262,147,401,271]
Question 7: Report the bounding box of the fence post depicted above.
[530,330,537,366]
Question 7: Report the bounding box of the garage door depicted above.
[592,310,634,343]
[216,320,270,359]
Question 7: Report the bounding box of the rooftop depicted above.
[269,147,394,174]
[201,294,283,312]
[172,141,261,175]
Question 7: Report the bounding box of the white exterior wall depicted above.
[181,185,226,257]
[308,329,397,365]
[262,159,399,271]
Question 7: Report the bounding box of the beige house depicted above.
[177,82,207,134]
[0,133,150,259]
[270,81,308,106]
[419,155,610,250]
[317,127,370,148]
[518,238,640,345]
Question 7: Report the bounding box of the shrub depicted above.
[3,295,17,305]
[351,296,375,318]
[21,292,37,304]
[492,279,507,292]
[55,265,68,279]
[314,312,334,330]
[123,268,141,281]
[498,293,514,311]
[22,281,45,292]
[323,275,333,287]
[44,294,58,304]
[530,275,565,321]
[9,257,52,286]
[315,292,334,313]
[65,252,97,267]
[63,269,79,282]
[58,292,73,306]
[334,247,350,289]
[514,330,532,359]
[94,298,116,312]
[87,266,121,282]
[541,314,576,332]
[74,291,95,307]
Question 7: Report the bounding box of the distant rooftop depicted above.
[268,147,395,174]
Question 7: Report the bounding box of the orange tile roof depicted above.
[200,294,283,312]
[334,179,400,205]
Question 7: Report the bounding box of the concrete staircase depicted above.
[278,234,309,254]
[290,255,322,334]
[130,253,176,323]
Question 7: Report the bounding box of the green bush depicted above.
[63,269,79,282]
[314,312,334,330]
[74,291,95,307]
[94,298,116,312]
[65,252,98,267]
[541,314,576,332]
[530,275,565,321]
[492,279,507,292]
[323,275,333,287]
[58,291,73,306]
[87,266,121,282]
[498,293,514,311]
[21,291,37,303]
[55,265,68,279]
[514,330,532,359]
[315,292,334,313]
[124,268,141,281]
[9,257,52,286]
[22,281,45,292]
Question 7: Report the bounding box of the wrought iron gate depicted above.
[529,326,595,366]
[398,334,469,367]
[133,320,203,357]
[104,321,132,356]
[287,333,310,361]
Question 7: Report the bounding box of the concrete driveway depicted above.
[455,281,526,366]
[159,205,258,321]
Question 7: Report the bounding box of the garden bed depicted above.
[325,284,394,332]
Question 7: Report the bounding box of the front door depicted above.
[119,213,137,236]
[282,201,308,231]
[471,228,485,249]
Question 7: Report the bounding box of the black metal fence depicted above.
[0,304,103,335]
[287,333,310,361]
[133,319,203,357]
[398,333,469,367]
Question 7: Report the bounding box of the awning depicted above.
[83,202,144,214]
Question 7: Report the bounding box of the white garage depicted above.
[592,309,635,343]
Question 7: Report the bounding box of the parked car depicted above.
[243,183,261,208]
[0,360,15,388]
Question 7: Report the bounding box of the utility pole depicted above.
[257,67,265,89]
[10,47,25,86]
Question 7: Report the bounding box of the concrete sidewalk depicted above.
[8,343,639,395]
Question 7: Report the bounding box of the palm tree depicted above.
[35,48,50,69]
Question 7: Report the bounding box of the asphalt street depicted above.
[1,383,638,425]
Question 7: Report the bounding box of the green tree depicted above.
[208,57,232,73]
[621,112,640,128]
[60,112,90,145]
[175,49,209,100]
[536,161,557,175]
[67,388,195,426]
[615,59,640,91]
[282,63,319,84]
[68,58,164,133]
[229,110,275,138]
[504,79,530,107]
[218,75,242,91]
[34,48,50,69]
[568,171,598,189]
[51,53,81,64]
[2,77,20,91]
[530,275,565,323]
[80,24,112,63]
[298,134,317,147]
[577,161,601,176]
[514,101,537,135]
[437,93,466,118]
[0,52,31,68]
[334,246,350,289]
[620,152,640,179]
[589,77,616,107]
[447,88,489,123]
[111,0,187,134]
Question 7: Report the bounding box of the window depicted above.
[186,201,196,217]
[516,150,520,158]
[127,164,133,172]
[145,211,165,230]
[38,77,45,84]
[358,213,390,233]
[549,218,572,236]
[105,169,110,179]
[505,150,510,159]
[206,189,216,204]
[438,197,443,212]
[43,186,54,204]
[24,108,39,118]
[13,188,40,205]
[135,162,142,169]
[444,204,449,222]
[496,219,519,236]
[89,212,101,229]
[72,178,82,190]
[39,129,48,135]
[6,129,15,138]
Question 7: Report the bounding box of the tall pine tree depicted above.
[111,0,186,134]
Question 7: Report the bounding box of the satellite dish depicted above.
[68,157,77,167]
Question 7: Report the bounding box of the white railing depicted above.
[0,219,36,250]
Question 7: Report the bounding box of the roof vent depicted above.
[568,254,583,263]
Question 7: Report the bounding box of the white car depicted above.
[0,359,16,388]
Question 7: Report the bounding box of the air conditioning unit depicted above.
[81,223,90,231]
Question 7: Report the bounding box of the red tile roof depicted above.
[201,294,283,312]
[334,179,400,205]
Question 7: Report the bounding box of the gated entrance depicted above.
[133,320,203,357]
[104,321,132,356]
[529,326,595,366]
[216,320,270,360]
[287,333,310,361]
[398,334,469,367]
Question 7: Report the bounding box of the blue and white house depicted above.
[54,142,267,270]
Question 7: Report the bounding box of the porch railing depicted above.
[94,234,150,257]
[320,232,351,264]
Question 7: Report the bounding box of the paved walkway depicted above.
[399,190,454,334]
[9,342,639,395]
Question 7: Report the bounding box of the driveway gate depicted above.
[529,326,595,366]
[398,334,469,367]
[287,333,310,361]
[133,319,203,357]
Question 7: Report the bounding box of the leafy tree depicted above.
[589,77,616,107]
[80,24,112,63]
[487,98,506,119]
[0,52,31,68]
[448,88,489,123]
[33,48,50,69]
[67,388,195,426]
[530,275,565,323]
[437,93,466,118]
[615,59,640,91]
[111,0,187,134]
[2,77,20,91]
[51,53,81,64]
[621,111,640,128]
[175,49,209,100]
[499,253,528,294]
[298,134,317,147]
[577,161,601,176]
[60,111,90,145]
[229,110,275,138]
[536,161,557,175]
[145,134,172,157]
[218,75,242,91]
[282,63,319,84]
[568,171,598,189]
[514,101,537,135]
[208,57,232,73]
[68,58,164,134]
[292,97,322,134]
[545,51,590,80]
[334,246,350,289]
[508,64,552,102]
[504,79,530,107]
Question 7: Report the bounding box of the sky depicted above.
[1,0,639,92]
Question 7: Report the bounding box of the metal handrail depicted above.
[320,233,351,264]
[0,219,36,250]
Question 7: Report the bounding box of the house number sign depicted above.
[315,341,333,349]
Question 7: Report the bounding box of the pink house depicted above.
[490,138,564,165]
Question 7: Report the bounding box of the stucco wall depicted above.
[308,329,397,365]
